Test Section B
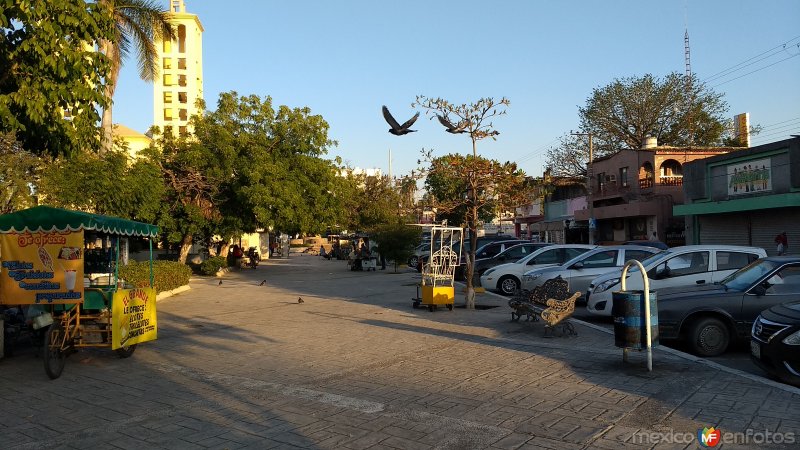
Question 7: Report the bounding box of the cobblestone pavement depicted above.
[1,254,799,449]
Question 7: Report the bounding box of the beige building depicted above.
[114,124,152,158]
[152,0,204,136]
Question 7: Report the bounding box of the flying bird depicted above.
[297,297,304,304]
[436,114,468,134]
[382,106,419,135]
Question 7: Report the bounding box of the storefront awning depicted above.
[673,193,800,216]
[0,206,159,237]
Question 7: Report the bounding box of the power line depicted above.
[703,35,800,82]
[711,52,800,88]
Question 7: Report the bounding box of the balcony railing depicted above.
[639,178,654,189]
[659,175,683,186]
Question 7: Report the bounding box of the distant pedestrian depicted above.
[650,231,658,241]
[775,231,788,256]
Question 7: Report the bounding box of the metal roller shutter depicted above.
[750,207,800,256]
[699,214,750,246]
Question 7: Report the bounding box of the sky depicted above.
[113,0,800,179]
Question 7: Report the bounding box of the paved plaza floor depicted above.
[1,254,799,449]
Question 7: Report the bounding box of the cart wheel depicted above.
[447,304,453,311]
[43,323,66,380]
[412,302,419,309]
[115,344,137,358]
[428,305,434,312]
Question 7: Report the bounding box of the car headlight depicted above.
[523,273,542,282]
[783,329,800,346]
[483,268,495,276]
[595,278,620,293]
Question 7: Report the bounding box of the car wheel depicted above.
[408,255,419,268]
[688,317,730,357]
[498,276,520,296]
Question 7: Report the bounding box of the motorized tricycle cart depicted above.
[0,206,160,379]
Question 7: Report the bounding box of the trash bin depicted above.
[612,290,659,350]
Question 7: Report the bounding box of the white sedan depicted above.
[480,244,595,295]
[521,245,658,298]
[585,245,766,316]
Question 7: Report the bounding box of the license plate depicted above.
[750,340,761,359]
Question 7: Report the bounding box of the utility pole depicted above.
[572,132,594,244]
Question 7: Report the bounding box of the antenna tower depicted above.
[684,28,693,160]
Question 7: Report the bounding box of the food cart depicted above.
[0,206,159,379]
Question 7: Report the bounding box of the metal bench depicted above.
[508,276,579,336]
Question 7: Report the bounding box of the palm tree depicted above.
[100,0,175,154]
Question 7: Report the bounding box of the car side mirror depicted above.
[572,262,584,270]
[750,284,767,296]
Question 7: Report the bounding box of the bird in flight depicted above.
[436,114,469,134]
[382,106,419,135]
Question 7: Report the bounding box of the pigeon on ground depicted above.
[218,280,223,286]
[259,280,266,286]
[382,106,419,135]
[297,297,304,304]
[436,114,469,133]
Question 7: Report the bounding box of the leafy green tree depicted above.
[195,92,341,237]
[339,172,409,233]
[99,0,174,153]
[0,133,45,213]
[37,146,165,222]
[371,223,421,273]
[0,0,114,156]
[547,73,731,178]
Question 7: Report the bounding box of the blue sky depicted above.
[113,0,800,178]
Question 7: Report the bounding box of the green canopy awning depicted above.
[0,206,159,237]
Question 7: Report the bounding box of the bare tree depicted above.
[415,96,535,309]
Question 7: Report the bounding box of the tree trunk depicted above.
[99,38,120,155]
[465,202,478,310]
[178,233,193,264]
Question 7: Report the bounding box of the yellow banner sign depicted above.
[111,288,157,349]
[0,231,84,304]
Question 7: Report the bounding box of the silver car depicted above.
[521,245,658,298]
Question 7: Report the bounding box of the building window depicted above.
[179,126,188,135]
[163,39,171,53]
[619,167,629,187]
[178,25,186,53]
[178,92,187,104]
[179,109,188,121]
[163,92,173,104]
[178,75,187,87]
[178,58,186,70]
[163,57,172,69]
[163,108,173,121]
[163,74,173,86]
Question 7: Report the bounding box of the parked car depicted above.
[458,239,529,280]
[521,245,658,298]
[416,234,517,273]
[622,240,670,250]
[470,242,552,283]
[657,256,800,357]
[586,245,766,317]
[480,244,595,295]
[751,300,800,387]
[407,243,430,268]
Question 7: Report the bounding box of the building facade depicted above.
[674,137,800,255]
[152,0,204,136]
[573,144,733,246]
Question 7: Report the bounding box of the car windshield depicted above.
[514,246,553,264]
[628,250,668,271]
[719,259,779,291]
